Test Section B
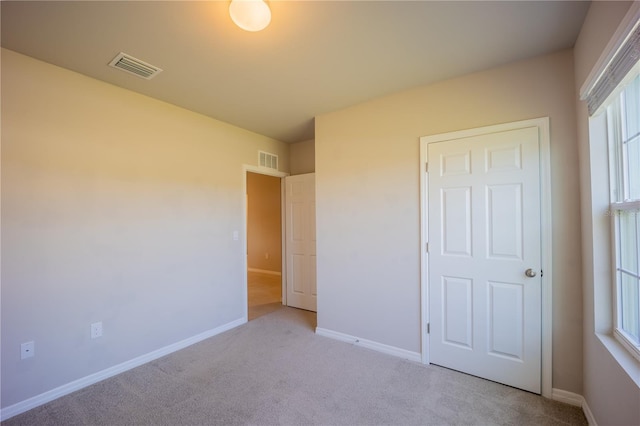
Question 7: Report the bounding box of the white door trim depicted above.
[419,117,552,397]
[242,165,289,322]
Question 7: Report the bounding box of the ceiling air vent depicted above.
[259,151,279,171]
[108,52,163,80]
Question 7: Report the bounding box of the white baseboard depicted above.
[315,327,422,362]
[582,398,598,426]
[0,317,246,421]
[247,268,281,276]
[551,388,597,426]
[551,388,584,406]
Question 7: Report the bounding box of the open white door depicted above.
[427,126,542,393]
[285,173,316,312]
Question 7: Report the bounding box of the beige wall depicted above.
[289,139,315,175]
[247,172,281,273]
[573,2,640,425]
[0,48,289,408]
[316,49,583,393]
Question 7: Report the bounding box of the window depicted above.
[607,71,640,360]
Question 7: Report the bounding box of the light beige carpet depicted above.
[3,307,586,425]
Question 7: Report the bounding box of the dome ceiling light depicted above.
[229,0,271,32]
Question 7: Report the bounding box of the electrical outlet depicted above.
[91,322,103,339]
[21,341,35,359]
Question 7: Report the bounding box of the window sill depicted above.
[613,329,640,362]
[596,332,640,387]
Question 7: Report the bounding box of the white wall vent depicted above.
[259,151,279,170]
[108,52,163,80]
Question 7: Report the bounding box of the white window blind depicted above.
[585,20,640,116]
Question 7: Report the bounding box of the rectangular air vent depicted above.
[259,151,279,170]
[108,52,163,80]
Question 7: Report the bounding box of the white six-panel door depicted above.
[285,173,317,312]
[427,126,542,393]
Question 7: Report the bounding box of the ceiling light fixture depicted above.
[229,0,271,32]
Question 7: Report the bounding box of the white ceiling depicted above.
[1,1,590,143]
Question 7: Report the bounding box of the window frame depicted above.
[610,200,640,362]
[606,71,640,362]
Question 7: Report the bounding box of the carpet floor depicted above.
[3,307,587,425]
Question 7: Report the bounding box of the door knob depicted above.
[525,268,537,278]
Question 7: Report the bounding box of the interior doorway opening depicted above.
[246,171,284,320]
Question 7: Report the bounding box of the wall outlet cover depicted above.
[91,322,103,339]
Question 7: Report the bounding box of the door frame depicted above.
[242,165,289,322]
[419,117,552,397]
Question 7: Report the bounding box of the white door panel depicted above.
[442,276,473,349]
[441,187,472,256]
[428,126,541,393]
[488,280,524,359]
[285,173,316,312]
[487,184,523,259]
